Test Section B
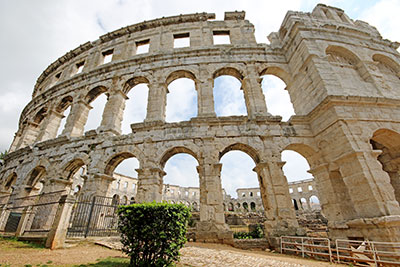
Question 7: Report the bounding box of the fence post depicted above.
[15,206,34,237]
[84,196,96,238]
[45,194,75,249]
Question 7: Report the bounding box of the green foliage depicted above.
[233,224,264,239]
[117,202,191,267]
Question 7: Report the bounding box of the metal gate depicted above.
[67,195,120,238]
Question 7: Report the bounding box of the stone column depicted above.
[135,167,165,203]
[196,78,216,118]
[45,194,76,249]
[9,132,21,152]
[337,151,400,218]
[98,90,128,135]
[145,82,167,123]
[241,66,268,119]
[196,160,232,244]
[16,122,40,148]
[15,206,34,237]
[254,161,300,237]
[308,163,355,223]
[36,110,64,142]
[80,173,114,197]
[61,100,92,137]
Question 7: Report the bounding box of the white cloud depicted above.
[214,76,246,116]
[166,79,197,122]
[122,84,149,134]
[164,154,199,188]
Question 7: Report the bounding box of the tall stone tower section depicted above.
[271,4,400,241]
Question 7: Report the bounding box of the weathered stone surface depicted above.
[2,3,400,243]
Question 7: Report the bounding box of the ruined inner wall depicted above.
[1,4,400,243]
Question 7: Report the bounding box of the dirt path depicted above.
[0,238,343,266]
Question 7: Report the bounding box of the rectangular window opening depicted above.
[75,61,85,75]
[297,187,303,192]
[289,188,293,194]
[213,30,230,45]
[102,49,114,64]
[308,185,313,191]
[173,33,190,48]
[136,39,150,54]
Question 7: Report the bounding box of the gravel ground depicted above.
[0,238,343,266]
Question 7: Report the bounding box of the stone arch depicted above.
[123,76,150,95]
[104,152,137,176]
[219,143,260,164]
[3,172,17,191]
[213,67,244,81]
[61,158,87,181]
[55,96,73,113]
[326,45,372,83]
[160,146,200,168]
[166,70,197,85]
[260,66,292,86]
[84,85,108,104]
[33,107,48,124]
[370,128,400,204]
[372,54,400,74]
[283,143,319,166]
[250,201,256,211]
[26,165,46,188]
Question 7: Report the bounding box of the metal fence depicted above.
[281,236,400,266]
[1,190,65,235]
[67,195,120,238]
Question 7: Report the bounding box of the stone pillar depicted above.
[196,78,216,118]
[61,100,92,137]
[254,161,300,237]
[80,173,114,197]
[145,82,167,123]
[196,161,232,244]
[308,164,356,223]
[45,194,76,249]
[15,206,34,237]
[98,90,128,135]
[36,110,64,142]
[337,151,400,218]
[16,122,40,148]
[241,66,268,119]
[9,132,21,152]
[135,167,165,203]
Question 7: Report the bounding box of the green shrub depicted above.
[233,224,264,239]
[117,202,191,267]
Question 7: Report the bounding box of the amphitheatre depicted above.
[1,2,400,254]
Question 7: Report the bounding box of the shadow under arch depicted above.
[84,85,108,104]
[26,165,46,187]
[166,70,197,86]
[104,152,137,176]
[56,96,73,113]
[219,143,260,164]
[33,107,48,124]
[373,54,400,74]
[160,146,200,169]
[123,76,150,95]
[326,45,361,65]
[283,143,318,165]
[4,172,17,191]
[371,128,400,150]
[62,158,86,181]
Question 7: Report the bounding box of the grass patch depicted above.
[0,236,45,249]
[74,257,129,266]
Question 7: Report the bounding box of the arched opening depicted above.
[373,54,400,90]
[243,202,249,211]
[56,96,73,136]
[228,202,234,211]
[370,129,400,205]
[281,150,313,182]
[213,68,246,117]
[122,78,149,134]
[300,197,308,210]
[84,86,107,132]
[161,147,199,212]
[261,74,295,121]
[26,166,46,195]
[292,199,299,211]
[121,195,128,205]
[112,194,120,205]
[166,72,197,122]
[310,195,320,210]
[62,159,87,196]
[106,153,139,201]
[250,202,256,211]
[3,173,17,193]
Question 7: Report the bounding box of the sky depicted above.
[1,0,400,197]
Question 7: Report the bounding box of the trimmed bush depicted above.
[117,202,191,267]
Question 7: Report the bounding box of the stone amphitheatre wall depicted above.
[1,4,400,244]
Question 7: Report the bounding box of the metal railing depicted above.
[280,236,400,266]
